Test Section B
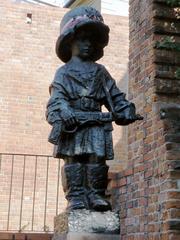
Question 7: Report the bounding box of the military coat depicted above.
[46,57,134,160]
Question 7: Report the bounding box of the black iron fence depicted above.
[0,153,64,233]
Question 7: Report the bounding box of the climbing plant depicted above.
[155,36,180,51]
[165,0,180,7]
[155,0,180,79]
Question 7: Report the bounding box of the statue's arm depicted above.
[102,67,141,125]
[46,69,77,128]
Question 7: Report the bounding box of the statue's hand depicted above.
[115,117,134,125]
[134,114,144,121]
[115,114,143,125]
[60,109,78,128]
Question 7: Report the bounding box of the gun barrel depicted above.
[75,111,113,123]
[134,114,144,120]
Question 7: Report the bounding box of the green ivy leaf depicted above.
[175,68,180,79]
[155,36,180,51]
[166,0,180,7]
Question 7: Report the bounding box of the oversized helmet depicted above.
[56,6,110,62]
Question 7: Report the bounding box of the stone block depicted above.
[53,232,120,240]
[54,210,120,237]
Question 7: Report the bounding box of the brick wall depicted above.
[0,0,129,232]
[110,0,180,239]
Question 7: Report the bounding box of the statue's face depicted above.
[71,30,95,61]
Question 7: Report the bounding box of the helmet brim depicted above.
[56,20,110,63]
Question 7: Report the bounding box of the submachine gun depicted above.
[48,111,143,145]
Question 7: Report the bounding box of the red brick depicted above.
[118,178,127,187]
[134,165,145,173]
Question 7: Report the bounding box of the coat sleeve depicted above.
[102,66,136,125]
[46,68,73,125]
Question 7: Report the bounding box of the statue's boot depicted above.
[86,163,112,211]
[62,163,86,210]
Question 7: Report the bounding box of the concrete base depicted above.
[53,232,120,240]
[54,209,120,235]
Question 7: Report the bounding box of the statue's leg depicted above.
[86,156,112,211]
[62,156,87,210]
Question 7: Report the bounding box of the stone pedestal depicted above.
[53,209,120,240]
[53,232,120,240]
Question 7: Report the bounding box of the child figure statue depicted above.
[46,7,142,212]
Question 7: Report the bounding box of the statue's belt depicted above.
[75,111,113,123]
[70,97,101,111]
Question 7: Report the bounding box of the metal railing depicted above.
[0,153,64,233]
[0,232,53,240]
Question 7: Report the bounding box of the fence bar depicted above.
[0,153,62,233]
[7,155,14,231]
[31,156,38,231]
[19,155,26,231]
[44,156,49,230]
[0,153,52,157]
[56,159,61,216]
[0,154,2,171]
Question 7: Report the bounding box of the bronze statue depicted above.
[46,7,142,212]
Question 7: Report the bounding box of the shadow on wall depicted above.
[108,70,129,172]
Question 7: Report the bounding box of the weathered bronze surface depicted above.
[46,6,143,212]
